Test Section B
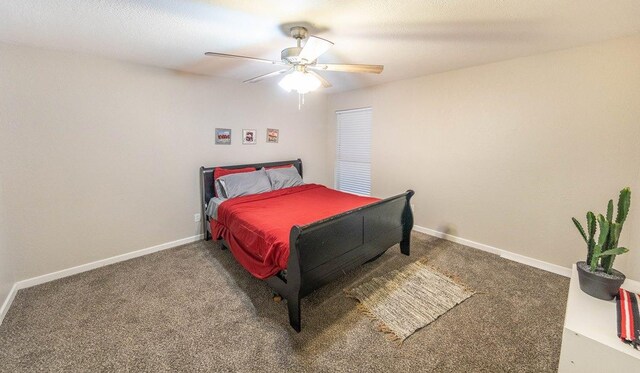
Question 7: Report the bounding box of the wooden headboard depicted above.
[199,158,303,239]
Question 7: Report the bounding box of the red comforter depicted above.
[211,184,379,279]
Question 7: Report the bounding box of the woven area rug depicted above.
[346,260,474,342]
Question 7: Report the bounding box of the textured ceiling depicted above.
[1,0,640,93]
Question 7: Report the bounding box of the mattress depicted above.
[206,196,227,220]
[210,184,379,279]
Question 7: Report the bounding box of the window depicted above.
[335,107,372,196]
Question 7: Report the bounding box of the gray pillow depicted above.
[266,166,304,190]
[214,179,227,199]
[218,169,272,198]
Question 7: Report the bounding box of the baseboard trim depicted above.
[413,225,571,277]
[16,234,204,290]
[0,283,19,326]
[0,234,203,326]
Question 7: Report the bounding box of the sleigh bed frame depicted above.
[200,159,414,332]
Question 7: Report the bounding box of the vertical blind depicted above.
[336,107,372,196]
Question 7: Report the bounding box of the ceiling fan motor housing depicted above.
[281,47,303,64]
[289,26,308,40]
[282,26,310,64]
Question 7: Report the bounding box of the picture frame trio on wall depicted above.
[215,128,279,145]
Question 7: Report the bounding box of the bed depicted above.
[200,159,414,331]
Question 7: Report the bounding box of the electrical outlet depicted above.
[194,213,201,222]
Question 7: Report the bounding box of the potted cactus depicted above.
[572,187,631,300]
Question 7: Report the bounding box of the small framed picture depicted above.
[266,128,279,143]
[215,128,231,145]
[242,129,257,145]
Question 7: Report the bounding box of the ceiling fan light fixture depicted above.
[278,70,321,94]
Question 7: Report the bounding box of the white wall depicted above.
[0,43,329,281]
[0,176,15,317]
[327,35,640,279]
[632,171,640,277]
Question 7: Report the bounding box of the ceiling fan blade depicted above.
[309,63,384,74]
[307,70,332,88]
[243,69,292,83]
[204,52,284,65]
[298,36,333,63]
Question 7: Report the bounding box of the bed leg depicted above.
[271,291,282,303]
[287,296,301,332]
[203,216,210,241]
[400,239,410,256]
[401,190,414,257]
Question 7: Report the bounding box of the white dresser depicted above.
[558,265,640,372]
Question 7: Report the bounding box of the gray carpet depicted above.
[0,232,569,372]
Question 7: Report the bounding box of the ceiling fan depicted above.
[204,26,383,106]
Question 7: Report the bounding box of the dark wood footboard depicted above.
[265,190,414,332]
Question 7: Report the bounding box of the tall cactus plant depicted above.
[572,187,631,274]
[572,212,596,263]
